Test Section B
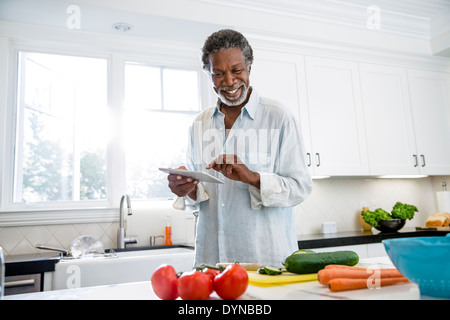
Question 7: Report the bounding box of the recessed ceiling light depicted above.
[112,22,133,32]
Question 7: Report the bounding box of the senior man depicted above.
[168,29,312,267]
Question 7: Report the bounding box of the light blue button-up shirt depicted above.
[186,88,312,268]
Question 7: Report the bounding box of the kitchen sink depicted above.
[50,246,194,290]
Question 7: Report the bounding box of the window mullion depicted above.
[108,53,126,207]
[73,114,80,201]
[13,52,26,203]
[160,67,165,111]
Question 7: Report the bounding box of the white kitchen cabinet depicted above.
[250,50,314,173]
[367,243,388,258]
[302,56,369,175]
[312,244,369,259]
[359,63,418,175]
[250,49,450,177]
[312,243,387,259]
[407,69,450,175]
[360,65,450,176]
[251,50,303,122]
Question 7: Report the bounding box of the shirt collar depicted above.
[211,87,258,120]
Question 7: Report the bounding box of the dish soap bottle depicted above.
[359,207,372,231]
[165,213,173,246]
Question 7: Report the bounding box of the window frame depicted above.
[123,60,203,200]
[124,60,203,113]
[4,46,112,213]
[0,39,213,226]
[14,50,110,205]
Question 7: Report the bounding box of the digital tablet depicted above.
[159,168,224,184]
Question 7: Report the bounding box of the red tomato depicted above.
[214,264,248,300]
[203,268,220,281]
[150,264,179,300]
[202,268,219,294]
[178,271,213,300]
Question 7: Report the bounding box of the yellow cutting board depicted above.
[247,271,317,287]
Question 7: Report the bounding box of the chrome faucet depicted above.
[192,210,199,242]
[117,194,138,249]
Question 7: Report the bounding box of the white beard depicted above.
[217,82,249,107]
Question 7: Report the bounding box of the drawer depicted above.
[4,274,41,296]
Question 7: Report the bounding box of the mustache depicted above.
[217,82,245,92]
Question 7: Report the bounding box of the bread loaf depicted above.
[426,213,450,227]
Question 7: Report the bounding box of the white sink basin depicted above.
[51,247,194,290]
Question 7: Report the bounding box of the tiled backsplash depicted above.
[0,222,118,257]
[294,176,445,235]
[1,176,448,257]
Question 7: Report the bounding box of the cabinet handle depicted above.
[421,155,426,167]
[306,153,311,167]
[316,153,321,167]
[413,155,418,167]
[5,278,36,288]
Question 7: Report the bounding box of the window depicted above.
[124,62,201,199]
[14,52,108,204]
[9,52,203,209]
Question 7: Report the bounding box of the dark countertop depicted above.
[5,252,60,277]
[297,227,449,249]
[5,229,449,277]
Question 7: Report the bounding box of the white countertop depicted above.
[2,257,443,300]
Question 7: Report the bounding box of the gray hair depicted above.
[201,29,254,72]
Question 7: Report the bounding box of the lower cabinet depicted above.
[4,273,41,296]
[311,243,387,259]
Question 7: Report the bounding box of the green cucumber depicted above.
[257,266,283,275]
[263,266,282,275]
[257,267,266,274]
[283,251,359,274]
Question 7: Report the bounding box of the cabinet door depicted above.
[359,63,418,175]
[251,51,314,173]
[304,56,369,175]
[251,51,302,121]
[408,70,450,175]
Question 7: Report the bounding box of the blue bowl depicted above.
[383,234,450,299]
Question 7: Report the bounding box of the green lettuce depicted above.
[391,202,418,220]
[362,208,392,227]
[362,202,418,227]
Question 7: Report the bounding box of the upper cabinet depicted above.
[251,47,450,177]
[359,63,418,175]
[302,56,369,176]
[251,50,303,122]
[250,50,314,172]
[407,69,450,175]
[360,64,450,176]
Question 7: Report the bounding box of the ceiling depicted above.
[0,0,227,45]
[197,0,450,38]
[1,0,449,54]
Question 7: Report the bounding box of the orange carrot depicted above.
[328,277,409,292]
[325,264,369,271]
[318,267,404,285]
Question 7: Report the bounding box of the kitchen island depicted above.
[3,257,445,301]
[7,228,448,279]
[4,229,448,296]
